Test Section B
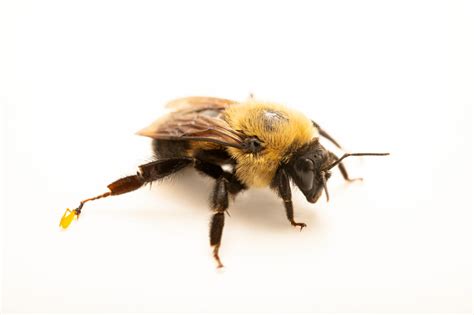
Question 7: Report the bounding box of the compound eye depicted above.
[296,158,315,190]
[297,158,314,171]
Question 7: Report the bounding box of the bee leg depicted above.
[194,159,224,180]
[312,121,342,149]
[338,162,363,182]
[209,177,229,268]
[70,158,192,215]
[194,159,247,194]
[272,168,307,231]
[284,200,306,231]
[194,161,247,267]
[137,158,192,182]
[329,152,363,182]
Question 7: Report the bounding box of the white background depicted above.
[1,0,472,313]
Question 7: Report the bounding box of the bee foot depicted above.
[212,245,225,268]
[291,222,307,231]
[215,261,224,269]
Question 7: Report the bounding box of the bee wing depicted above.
[165,96,238,110]
[137,106,246,149]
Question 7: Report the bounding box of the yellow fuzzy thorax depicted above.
[224,101,315,187]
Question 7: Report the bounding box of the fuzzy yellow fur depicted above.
[224,101,315,187]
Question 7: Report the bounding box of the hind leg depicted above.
[61,158,193,225]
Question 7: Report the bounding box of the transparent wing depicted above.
[137,99,246,149]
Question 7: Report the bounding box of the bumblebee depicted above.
[60,96,389,267]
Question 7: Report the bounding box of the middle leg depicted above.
[207,172,246,268]
[209,176,229,268]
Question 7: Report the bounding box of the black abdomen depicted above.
[152,139,190,159]
[152,139,235,167]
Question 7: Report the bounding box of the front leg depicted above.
[272,168,307,231]
[328,152,363,182]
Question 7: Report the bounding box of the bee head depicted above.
[286,139,390,203]
[287,139,334,204]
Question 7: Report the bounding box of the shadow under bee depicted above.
[136,166,321,232]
